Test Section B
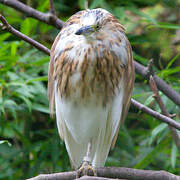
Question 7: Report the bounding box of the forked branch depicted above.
[149,75,180,150]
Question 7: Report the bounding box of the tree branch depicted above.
[0,15,179,131]
[0,0,180,106]
[149,75,180,150]
[76,176,127,180]
[27,167,180,180]
[76,176,124,180]
[0,15,50,55]
[131,99,180,130]
[0,0,65,29]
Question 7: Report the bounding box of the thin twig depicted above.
[149,75,180,151]
[0,0,65,29]
[49,0,55,15]
[145,59,154,78]
[131,99,180,130]
[27,167,180,180]
[0,15,50,55]
[0,0,180,106]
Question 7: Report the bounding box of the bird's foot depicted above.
[76,160,97,178]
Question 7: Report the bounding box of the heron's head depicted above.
[74,8,124,39]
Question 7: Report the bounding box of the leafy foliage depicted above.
[0,0,180,179]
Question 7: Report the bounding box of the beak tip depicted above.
[75,31,81,35]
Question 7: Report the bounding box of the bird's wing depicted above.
[111,39,134,149]
[48,32,61,117]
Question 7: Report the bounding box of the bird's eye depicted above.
[96,24,100,30]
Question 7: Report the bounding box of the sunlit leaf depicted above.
[26,76,48,84]
[0,140,12,146]
[144,94,154,106]
[0,33,11,42]
[149,123,168,145]
[20,19,31,36]
[166,52,180,69]
[32,103,49,114]
[148,22,180,29]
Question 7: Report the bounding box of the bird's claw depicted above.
[76,160,97,178]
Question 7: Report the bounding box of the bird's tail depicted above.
[61,111,113,168]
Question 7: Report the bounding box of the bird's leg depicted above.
[76,141,97,178]
[84,141,92,163]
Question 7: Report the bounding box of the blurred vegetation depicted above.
[0,0,180,179]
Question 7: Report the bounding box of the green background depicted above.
[0,0,180,179]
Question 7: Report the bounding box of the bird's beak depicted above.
[75,25,95,35]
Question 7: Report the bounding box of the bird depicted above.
[48,8,134,176]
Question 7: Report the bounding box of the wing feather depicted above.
[111,39,134,149]
[48,33,61,117]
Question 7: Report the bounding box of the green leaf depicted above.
[158,66,180,77]
[149,123,168,145]
[10,42,18,56]
[20,18,31,36]
[30,56,49,66]
[135,138,169,169]
[0,140,12,146]
[90,0,104,9]
[144,94,154,106]
[37,0,49,12]
[166,52,180,69]
[148,22,180,29]
[78,0,87,9]
[26,76,48,84]
[171,143,177,169]
[126,7,157,24]
[4,99,17,108]
[0,33,11,42]
[19,96,32,112]
[32,103,49,114]
[133,52,148,65]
